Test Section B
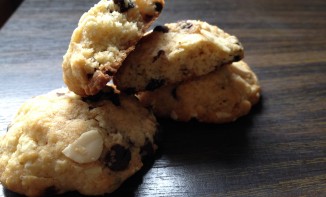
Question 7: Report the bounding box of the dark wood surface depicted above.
[0,0,23,28]
[1,0,326,196]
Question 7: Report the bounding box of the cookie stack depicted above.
[114,20,261,123]
[0,0,261,196]
[0,0,164,196]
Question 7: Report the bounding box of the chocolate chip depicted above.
[82,92,103,102]
[6,123,12,132]
[152,50,165,63]
[153,25,169,33]
[145,79,165,91]
[88,106,96,110]
[171,87,178,100]
[87,73,93,80]
[233,55,241,62]
[106,70,115,76]
[180,68,190,76]
[154,2,163,12]
[189,117,198,122]
[43,186,59,196]
[180,22,193,29]
[144,14,154,22]
[140,139,154,159]
[235,41,241,46]
[113,0,135,12]
[56,92,65,97]
[105,145,131,171]
[123,87,136,95]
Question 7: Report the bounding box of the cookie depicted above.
[62,0,165,96]
[138,61,260,123]
[0,86,159,196]
[114,20,244,93]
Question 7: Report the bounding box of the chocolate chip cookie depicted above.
[114,20,244,93]
[62,0,165,96]
[0,86,158,196]
[138,61,260,123]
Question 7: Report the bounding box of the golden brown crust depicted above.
[114,20,244,93]
[138,61,260,123]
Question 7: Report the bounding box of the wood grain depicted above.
[0,0,325,196]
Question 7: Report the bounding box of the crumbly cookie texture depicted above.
[114,20,244,93]
[138,61,260,123]
[0,86,158,196]
[62,0,165,96]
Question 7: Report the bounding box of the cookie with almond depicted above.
[0,86,158,196]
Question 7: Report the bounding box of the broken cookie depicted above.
[62,0,165,96]
[114,20,244,93]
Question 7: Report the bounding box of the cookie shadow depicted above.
[157,96,264,166]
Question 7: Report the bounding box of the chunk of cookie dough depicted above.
[62,0,165,96]
[138,61,260,123]
[114,20,244,93]
[0,86,159,196]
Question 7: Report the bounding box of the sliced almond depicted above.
[62,130,103,164]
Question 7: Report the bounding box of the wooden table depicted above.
[1,0,325,196]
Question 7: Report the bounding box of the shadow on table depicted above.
[158,96,264,166]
